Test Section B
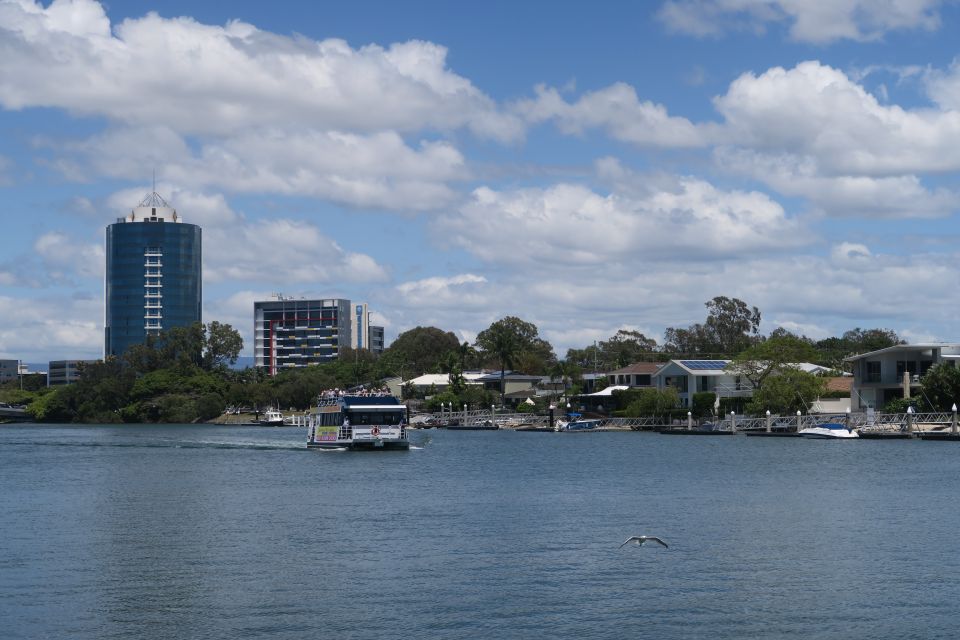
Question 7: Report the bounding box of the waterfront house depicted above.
[845,343,960,410]
[607,362,661,389]
[652,359,752,408]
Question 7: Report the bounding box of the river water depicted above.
[2,424,959,639]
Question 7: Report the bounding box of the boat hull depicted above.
[307,439,409,451]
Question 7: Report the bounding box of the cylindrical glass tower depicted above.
[104,193,201,358]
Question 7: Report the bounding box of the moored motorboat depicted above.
[555,413,601,432]
[798,423,859,439]
[258,409,284,426]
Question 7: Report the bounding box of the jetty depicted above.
[408,407,960,442]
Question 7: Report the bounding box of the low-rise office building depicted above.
[47,360,98,386]
[0,359,17,384]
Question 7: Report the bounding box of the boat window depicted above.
[346,411,402,425]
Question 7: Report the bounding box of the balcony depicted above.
[144,261,163,267]
[144,248,163,257]
[145,282,163,288]
[144,271,163,278]
[144,292,163,299]
[145,323,163,331]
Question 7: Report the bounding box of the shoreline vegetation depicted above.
[5,297,960,425]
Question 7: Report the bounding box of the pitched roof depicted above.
[609,362,663,375]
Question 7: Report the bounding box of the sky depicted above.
[2,0,960,363]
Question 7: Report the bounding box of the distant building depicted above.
[48,360,98,386]
[350,304,385,355]
[369,325,385,355]
[608,362,661,388]
[104,192,201,358]
[254,297,352,375]
[846,343,960,410]
[0,359,17,384]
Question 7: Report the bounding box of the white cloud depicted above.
[0,0,522,141]
[438,170,809,266]
[658,0,944,44]
[62,127,466,211]
[395,274,489,308]
[715,147,960,218]
[0,293,102,361]
[204,217,388,285]
[34,231,104,280]
[515,83,707,148]
[714,61,960,176]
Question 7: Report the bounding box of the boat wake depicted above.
[3,439,305,451]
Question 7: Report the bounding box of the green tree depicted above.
[919,363,960,411]
[746,369,826,415]
[728,334,821,389]
[203,321,243,370]
[663,296,761,357]
[380,326,460,378]
[600,329,659,368]
[475,316,556,396]
[619,387,681,417]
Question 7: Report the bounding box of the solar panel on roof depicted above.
[679,360,728,370]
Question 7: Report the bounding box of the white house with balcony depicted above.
[845,343,960,410]
[651,359,835,409]
[652,360,754,408]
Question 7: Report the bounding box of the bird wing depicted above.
[648,536,669,548]
[619,536,640,548]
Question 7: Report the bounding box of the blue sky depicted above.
[2,0,960,363]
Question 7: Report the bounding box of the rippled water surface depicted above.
[3,424,960,639]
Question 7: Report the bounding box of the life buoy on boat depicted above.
[371,426,381,437]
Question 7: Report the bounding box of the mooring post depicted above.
[765,409,771,433]
[687,411,693,431]
[906,405,914,434]
[845,407,851,431]
[463,403,467,426]
[953,403,958,435]
[729,411,736,433]
[549,404,555,429]
[796,410,802,432]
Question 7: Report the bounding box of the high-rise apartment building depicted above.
[104,193,201,358]
[254,297,352,375]
[254,297,384,375]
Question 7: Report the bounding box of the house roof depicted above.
[477,371,542,382]
[844,343,960,362]
[609,362,663,375]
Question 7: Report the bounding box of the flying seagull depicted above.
[619,535,668,549]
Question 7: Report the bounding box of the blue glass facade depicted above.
[105,214,201,357]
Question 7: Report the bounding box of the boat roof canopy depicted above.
[346,405,407,411]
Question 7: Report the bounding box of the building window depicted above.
[866,361,881,383]
[634,374,651,386]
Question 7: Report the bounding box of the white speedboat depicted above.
[798,423,859,439]
[259,409,284,426]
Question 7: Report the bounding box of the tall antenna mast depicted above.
[152,168,156,194]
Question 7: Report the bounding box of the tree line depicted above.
[1,296,939,423]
